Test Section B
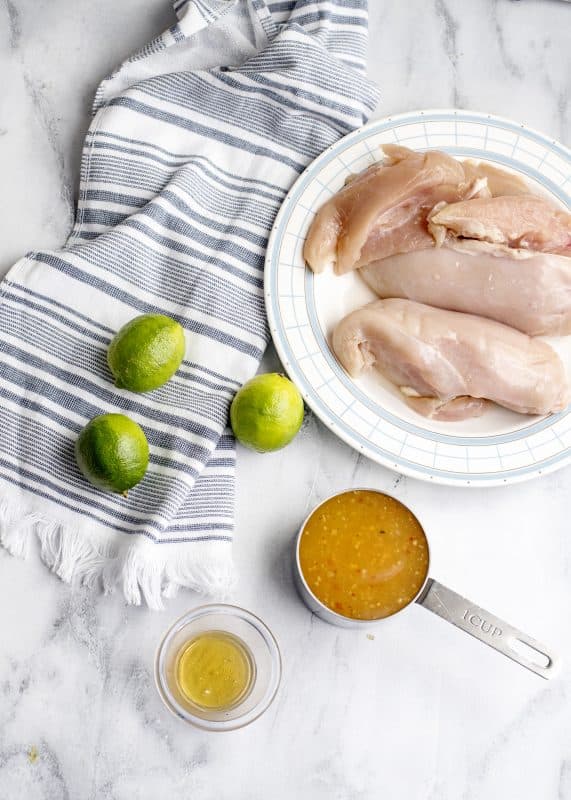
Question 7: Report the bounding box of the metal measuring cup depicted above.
[293,489,559,679]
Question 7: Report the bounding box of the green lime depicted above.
[230,373,304,453]
[75,414,149,494]
[108,314,186,392]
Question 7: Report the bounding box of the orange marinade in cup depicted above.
[299,490,429,620]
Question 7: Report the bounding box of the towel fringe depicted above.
[0,497,235,610]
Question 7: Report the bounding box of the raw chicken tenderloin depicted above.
[304,145,467,274]
[359,240,571,336]
[332,299,569,420]
[461,161,533,197]
[428,194,571,254]
[353,174,477,268]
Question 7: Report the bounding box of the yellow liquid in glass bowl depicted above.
[175,631,253,711]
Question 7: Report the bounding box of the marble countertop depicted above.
[1,1,571,798]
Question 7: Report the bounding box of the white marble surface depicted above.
[1,1,571,797]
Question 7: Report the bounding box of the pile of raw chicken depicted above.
[304,145,571,421]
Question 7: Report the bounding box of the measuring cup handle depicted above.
[415,579,560,679]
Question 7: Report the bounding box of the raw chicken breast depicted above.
[359,240,571,336]
[428,194,571,254]
[399,395,489,422]
[304,145,467,274]
[332,298,568,420]
[461,161,532,197]
[354,179,478,267]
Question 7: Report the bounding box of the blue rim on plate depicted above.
[264,109,571,486]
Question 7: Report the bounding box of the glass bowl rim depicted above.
[154,603,282,731]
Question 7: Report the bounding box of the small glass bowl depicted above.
[155,604,281,731]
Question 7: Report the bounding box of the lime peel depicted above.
[75,414,149,494]
[108,314,186,393]
[230,373,304,453]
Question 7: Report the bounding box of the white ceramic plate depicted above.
[265,110,571,486]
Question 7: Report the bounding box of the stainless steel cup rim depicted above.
[294,487,432,625]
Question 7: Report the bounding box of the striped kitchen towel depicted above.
[0,0,379,608]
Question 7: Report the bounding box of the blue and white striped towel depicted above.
[0,0,379,607]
